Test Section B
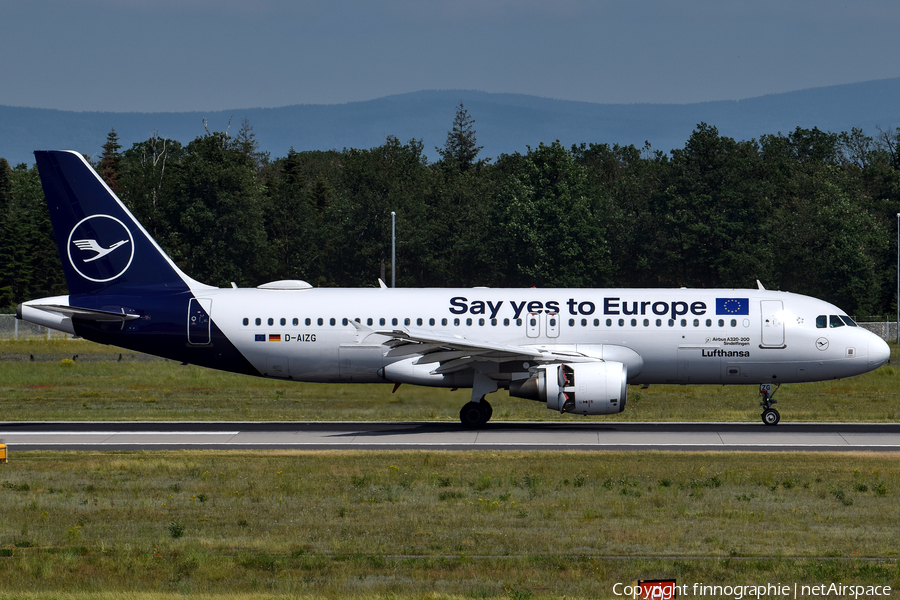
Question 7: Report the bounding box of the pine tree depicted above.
[98,129,122,195]
[436,103,486,171]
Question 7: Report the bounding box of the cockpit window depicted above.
[829,315,845,328]
[816,315,827,328]
[840,315,858,327]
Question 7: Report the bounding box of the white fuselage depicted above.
[187,287,888,386]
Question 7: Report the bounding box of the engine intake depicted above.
[509,362,627,415]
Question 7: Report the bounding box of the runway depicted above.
[2,421,900,451]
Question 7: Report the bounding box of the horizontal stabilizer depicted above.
[31,304,140,322]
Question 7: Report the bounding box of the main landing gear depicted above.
[759,383,781,426]
[460,398,493,428]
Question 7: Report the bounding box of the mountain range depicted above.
[2,79,900,166]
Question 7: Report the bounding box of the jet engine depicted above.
[509,362,627,415]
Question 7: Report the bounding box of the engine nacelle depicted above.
[509,362,627,415]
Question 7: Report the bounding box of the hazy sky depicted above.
[2,0,899,112]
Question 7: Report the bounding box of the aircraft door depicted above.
[187,298,212,345]
[546,312,560,338]
[760,300,785,348]
[526,312,540,338]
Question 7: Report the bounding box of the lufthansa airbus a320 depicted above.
[18,151,891,427]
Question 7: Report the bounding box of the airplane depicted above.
[17,150,892,427]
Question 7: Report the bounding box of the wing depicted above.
[73,239,102,253]
[366,325,595,375]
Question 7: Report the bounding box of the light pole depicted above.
[391,211,396,289]
[896,213,899,344]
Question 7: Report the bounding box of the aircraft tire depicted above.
[460,401,490,428]
[761,408,780,426]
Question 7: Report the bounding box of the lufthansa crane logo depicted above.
[67,215,135,282]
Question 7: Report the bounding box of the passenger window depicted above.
[392,318,399,326]
[503,318,510,326]
[292,318,299,326]
[255,318,261,326]
[656,319,662,326]
[840,315,858,327]
[693,319,699,327]
[606,318,612,326]
[643,319,649,327]
[668,320,675,327]
[718,319,724,327]
[330,318,336,326]
[816,315,826,328]
[317,318,324,326]
[680,319,687,327]
[581,318,587,327]
[593,318,599,326]
[478,318,485,326]
[829,315,845,328]
[379,318,386,326]
[516,319,522,326]
[491,318,497,326]
[466,318,473,326]
[442,318,448,326]
[429,318,435,326]
[730,319,737,327]
[705,319,711,326]
[530,318,537,327]
[305,318,311,326]
[618,318,625,326]
[268,318,274,326]
[569,319,575,326]
[242,318,249,326]
[454,318,460,326]
[550,317,557,327]
[280,318,286,326]
[342,318,348,326]
[416,318,422,326]
[367,318,373,326]
[404,318,411,326]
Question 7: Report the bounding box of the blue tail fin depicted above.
[35,150,205,296]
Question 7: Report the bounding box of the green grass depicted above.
[0,451,898,599]
[1,338,899,422]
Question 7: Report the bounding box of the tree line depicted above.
[2,105,899,317]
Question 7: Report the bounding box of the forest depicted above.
[1,105,899,317]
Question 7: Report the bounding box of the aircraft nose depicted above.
[868,335,891,369]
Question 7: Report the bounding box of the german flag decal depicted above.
[268,334,282,342]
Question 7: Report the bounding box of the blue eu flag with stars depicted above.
[716,298,749,315]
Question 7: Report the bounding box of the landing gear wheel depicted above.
[758,383,782,426]
[459,400,491,428]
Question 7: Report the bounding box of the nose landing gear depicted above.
[759,383,781,425]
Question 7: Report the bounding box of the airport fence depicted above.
[1,313,898,342]
[0,314,75,340]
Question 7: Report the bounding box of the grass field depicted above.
[2,339,899,599]
[0,451,898,599]
[1,338,899,423]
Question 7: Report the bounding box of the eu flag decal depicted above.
[716,298,749,315]
[255,334,265,342]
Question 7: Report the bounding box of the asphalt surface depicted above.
[2,421,900,451]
